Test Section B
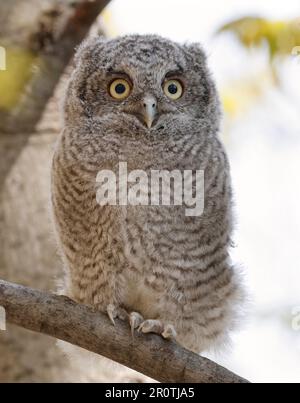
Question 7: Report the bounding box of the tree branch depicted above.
[0,279,249,383]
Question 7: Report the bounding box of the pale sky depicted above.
[107,0,300,42]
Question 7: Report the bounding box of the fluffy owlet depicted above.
[51,35,244,354]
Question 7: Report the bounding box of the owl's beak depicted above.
[142,96,157,129]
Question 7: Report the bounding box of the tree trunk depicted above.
[0,0,111,134]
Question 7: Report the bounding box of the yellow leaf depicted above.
[218,17,300,59]
[0,47,37,110]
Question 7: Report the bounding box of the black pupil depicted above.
[115,83,126,94]
[168,83,178,95]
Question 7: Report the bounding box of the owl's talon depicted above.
[138,319,164,335]
[162,324,177,340]
[106,304,128,325]
[107,304,116,325]
[129,312,144,337]
[137,319,176,341]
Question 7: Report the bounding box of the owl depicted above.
[51,34,244,354]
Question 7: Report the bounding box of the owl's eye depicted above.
[109,79,131,100]
[163,79,183,100]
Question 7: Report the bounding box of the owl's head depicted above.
[65,35,221,136]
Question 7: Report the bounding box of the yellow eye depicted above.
[109,79,131,100]
[163,79,183,100]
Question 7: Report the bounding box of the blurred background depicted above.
[0,0,299,383]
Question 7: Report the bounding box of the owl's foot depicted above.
[107,306,176,341]
[138,319,177,340]
[106,304,128,325]
[129,312,144,337]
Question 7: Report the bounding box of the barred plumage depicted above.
[51,34,244,354]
